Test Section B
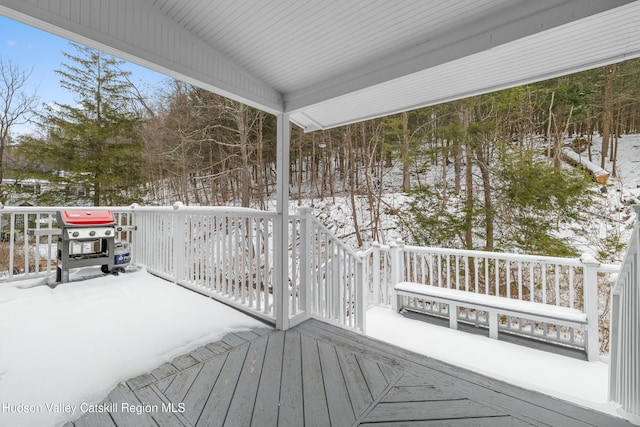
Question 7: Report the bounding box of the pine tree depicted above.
[42,43,144,206]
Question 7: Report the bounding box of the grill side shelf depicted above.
[27,228,62,236]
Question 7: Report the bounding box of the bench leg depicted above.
[449,304,458,330]
[392,290,400,313]
[489,311,498,339]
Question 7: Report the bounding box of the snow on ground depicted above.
[366,306,619,417]
[0,267,267,427]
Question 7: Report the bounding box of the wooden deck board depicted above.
[171,354,199,371]
[106,384,157,427]
[220,332,251,348]
[189,345,216,363]
[317,340,356,425]
[363,399,506,423]
[225,336,268,426]
[336,346,374,417]
[357,354,395,398]
[300,334,330,427]
[71,410,116,427]
[69,318,633,427]
[163,364,202,403]
[133,385,186,427]
[277,330,304,426]
[252,331,285,427]
[196,344,250,426]
[359,416,534,426]
[151,362,179,381]
[181,354,227,425]
[382,383,461,402]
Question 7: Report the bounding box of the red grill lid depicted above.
[58,210,115,226]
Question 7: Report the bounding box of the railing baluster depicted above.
[542,263,547,304]
[506,260,511,299]
[555,264,560,306]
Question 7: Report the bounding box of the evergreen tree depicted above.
[41,43,144,206]
[494,147,593,256]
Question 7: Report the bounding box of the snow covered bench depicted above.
[393,281,588,340]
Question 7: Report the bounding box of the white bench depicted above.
[393,281,588,339]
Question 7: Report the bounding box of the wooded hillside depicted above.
[4,52,640,258]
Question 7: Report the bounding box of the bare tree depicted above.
[0,59,39,193]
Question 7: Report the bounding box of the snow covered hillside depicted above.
[287,134,640,262]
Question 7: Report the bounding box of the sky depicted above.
[0,15,168,136]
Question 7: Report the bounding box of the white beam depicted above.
[284,0,635,113]
[274,112,290,330]
[0,0,283,114]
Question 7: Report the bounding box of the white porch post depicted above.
[275,112,291,330]
[581,253,600,362]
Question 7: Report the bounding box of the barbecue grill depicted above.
[55,210,116,283]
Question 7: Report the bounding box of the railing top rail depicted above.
[0,205,134,214]
[133,204,278,218]
[402,244,584,265]
[307,215,362,260]
[0,203,278,218]
[370,242,620,272]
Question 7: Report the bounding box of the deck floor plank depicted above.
[154,375,175,394]
[105,384,157,427]
[151,362,179,381]
[132,384,186,427]
[181,353,227,425]
[73,319,632,427]
[317,339,356,426]
[205,341,232,355]
[233,330,262,341]
[277,330,304,427]
[225,336,269,426]
[219,332,250,348]
[359,416,535,426]
[336,346,374,417]
[71,410,117,427]
[300,334,331,427]
[251,331,285,427]
[363,399,506,423]
[171,354,199,371]
[382,382,461,402]
[356,354,394,397]
[126,373,155,391]
[163,364,203,403]
[189,345,216,363]
[196,344,250,427]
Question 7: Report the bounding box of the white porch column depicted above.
[274,112,291,330]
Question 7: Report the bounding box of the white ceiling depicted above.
[1,0,639,131]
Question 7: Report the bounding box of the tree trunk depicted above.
[460,106,474,249]
[347,126,363,247]
[237,104,251,207]
[402,111,410,192]
[601,63,617,169]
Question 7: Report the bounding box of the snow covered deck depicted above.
[65,318,631,427]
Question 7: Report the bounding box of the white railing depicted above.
[609,205,640,424]
[132,203,279,323]
[1,204,365,332]
[291,207,365,332]
[362,240,620,360]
